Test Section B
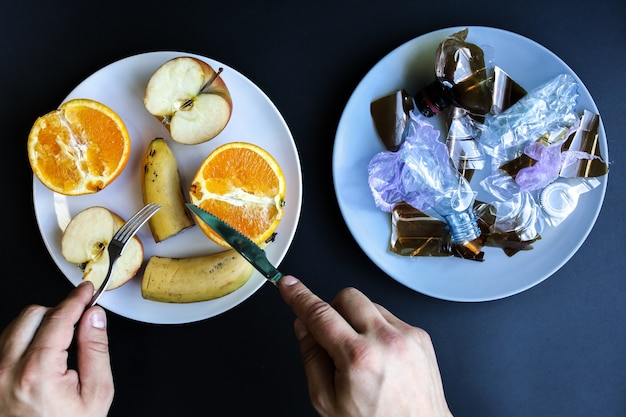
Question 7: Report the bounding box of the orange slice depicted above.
[27,98,131,195]
[189,142,286,247]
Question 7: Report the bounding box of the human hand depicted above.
[0,281,114,417]
[279,275,453,417]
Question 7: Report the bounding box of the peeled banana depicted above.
[141,137,194,242]
[141,249,254,303]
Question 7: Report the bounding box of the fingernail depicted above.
[281,275,299,286]
[89,310,107,329]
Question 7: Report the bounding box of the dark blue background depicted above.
[3,1,625,416]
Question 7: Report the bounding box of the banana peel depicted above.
[141,137,194,242]
[141,249,254,303]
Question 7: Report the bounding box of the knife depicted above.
[186,203,283,284]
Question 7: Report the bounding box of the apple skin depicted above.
[144,56,232,145]
[61,206,144,291]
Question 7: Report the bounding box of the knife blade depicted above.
[186,203,283,284]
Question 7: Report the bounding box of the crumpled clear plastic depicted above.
[368,112,480,244]
[561,149,605,173]
[469,74,581,243]
[367,151,406,213]
[479,74,581,199]
[477,73,579,164]
[490,191,545,241]
[368,113,475,215]
[445,107,485,173]
[515,139,566,191]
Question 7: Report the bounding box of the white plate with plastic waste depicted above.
[333,26,608,302]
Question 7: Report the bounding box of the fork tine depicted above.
[116,210,158,243]
[115,203,161,243]
[121,208,158,238]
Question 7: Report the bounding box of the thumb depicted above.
[76,307,114,405]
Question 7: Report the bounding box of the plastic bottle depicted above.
[368,112,483,259]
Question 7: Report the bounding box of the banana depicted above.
[141,137,194,242]
[141,249,255,303]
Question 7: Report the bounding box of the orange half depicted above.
[27,98,131,195]
[189,142,286,246]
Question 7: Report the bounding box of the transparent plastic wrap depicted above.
[474,200,542,257]
[368,112,483,259]
[480,108,607,232]
[511,136,567,192]
[479,74,580,200]
[537,109,607,227]
[477,73,579,163]
[489,191,544,243]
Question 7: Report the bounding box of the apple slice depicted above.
[61,206,144,290]
[144,56,232,145]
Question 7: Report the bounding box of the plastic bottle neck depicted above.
[443,209,481,244]
[415,80,451,117]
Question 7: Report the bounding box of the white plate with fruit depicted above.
[333,26,608,302]
[31,51,302,324]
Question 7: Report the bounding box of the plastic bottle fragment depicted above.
[368,112,482,251]
[415,28,493,117]
[560,109,609,178]
[539,177,600,227]
[493,192,544,241]
[474,201,541,257]
[490,66,527,115]
[445,106,485,181]
[477,73,579,163]
[390,202,451,256]
[370,89,414,151]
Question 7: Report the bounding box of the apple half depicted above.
[144,56,233,145]
[61,206,144,290]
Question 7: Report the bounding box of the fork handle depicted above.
[88,259,117,307]
[88,240,123,307]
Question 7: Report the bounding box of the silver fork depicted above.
[88,202,161,307]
